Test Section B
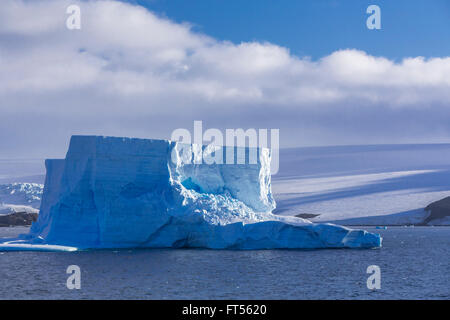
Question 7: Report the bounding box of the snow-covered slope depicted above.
[272,144,450,225]
[0,136,381,251]
[0,183,43,214]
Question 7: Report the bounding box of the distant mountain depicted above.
[424,197,450,225]
[0,183,43,215]
[273,144,450,225]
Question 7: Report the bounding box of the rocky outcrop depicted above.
[295,213,320,219]
[0,212,38,227]
[423,196,450,225]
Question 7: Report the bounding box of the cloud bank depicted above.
[0,0,449,158]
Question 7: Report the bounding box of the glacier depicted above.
[0,136,381,251]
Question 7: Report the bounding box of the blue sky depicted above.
[128,0,450,60]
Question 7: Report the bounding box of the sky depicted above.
[0,0,449,159]
[130,0,450,60]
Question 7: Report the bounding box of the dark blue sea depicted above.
[0,226,448,299]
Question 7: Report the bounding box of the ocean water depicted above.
[0,226,448,300]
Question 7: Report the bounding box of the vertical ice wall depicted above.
[29,136,276,247]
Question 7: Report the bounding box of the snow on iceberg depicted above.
[0,136,381,251]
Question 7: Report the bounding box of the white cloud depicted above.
[0,0,449,157]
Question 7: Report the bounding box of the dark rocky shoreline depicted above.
[0,212,38,227]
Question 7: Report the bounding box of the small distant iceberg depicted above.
[0,136,381,251]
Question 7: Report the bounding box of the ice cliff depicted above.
[0,136,381,251]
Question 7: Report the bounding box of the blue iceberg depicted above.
[0,136,381,251]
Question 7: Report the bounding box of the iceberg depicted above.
[0,136,381,251]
